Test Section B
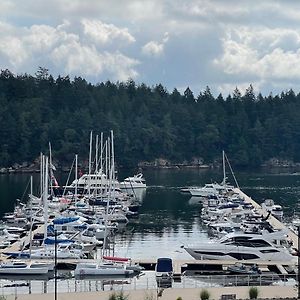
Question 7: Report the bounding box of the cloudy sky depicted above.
[1,0,300,96]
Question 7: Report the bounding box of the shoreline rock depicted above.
[2,156,300,174]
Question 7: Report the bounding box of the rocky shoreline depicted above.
[1,157,300,174]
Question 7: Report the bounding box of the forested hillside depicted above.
[1,68,300,168]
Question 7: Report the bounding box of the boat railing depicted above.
[0,273,297,297]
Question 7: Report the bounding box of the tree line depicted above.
[1,68,299,168]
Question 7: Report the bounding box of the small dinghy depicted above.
[227,263,261,275]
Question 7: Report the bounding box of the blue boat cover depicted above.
[53,217,79,224]
[156,258,173,272]
[44,238,74,244]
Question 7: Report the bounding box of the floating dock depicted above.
[235,188,299,249]
[0,188,298,279]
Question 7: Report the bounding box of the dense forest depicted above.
[1,67,300,169]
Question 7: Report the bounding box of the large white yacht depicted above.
[119,173,146,189]
[69,171,119,192]
[184,230,294,262]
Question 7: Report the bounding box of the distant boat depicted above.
[74,262,134,277]
[261,199,283,220]
[180,151,237,197]
[0,261,53,275]
[119,173,146,189]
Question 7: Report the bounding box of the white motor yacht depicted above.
[69,172,119,192]
[184,230,294,262]
[119,173,146,189]
[0,261,53,275]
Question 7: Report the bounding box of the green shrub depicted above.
[249,286,259,299]
[108,291,128,300]
[176,297,183,300]
[200,289,210,300]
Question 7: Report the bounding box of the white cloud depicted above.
[214,27,300,81]
[142,33,169,57]
[2,0,300,94]
[0,20,139,81]
[81,19,135,45]
[51,41,139,80]
[142,41,164,57]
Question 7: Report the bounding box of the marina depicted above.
[0,157,300,298]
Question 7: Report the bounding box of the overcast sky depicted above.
[1,0,300,96]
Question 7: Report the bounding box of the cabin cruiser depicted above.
[184,183,224,197]
[261,199,283,220]
[184,230,294,262]
[119,173,146,189]
[0,261,54,275]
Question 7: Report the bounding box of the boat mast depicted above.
[100,132,103,173]
[111,130,116,201]
[224,152,240,190]
[43,155,49,240]
[95,134,99,174]
[88,131,93,198]
[29,175,33,258]
[49,142,54,196]
[102,135,112,259]
[75,154,78,203]
[40,152,43,198]
[222,150,226,185]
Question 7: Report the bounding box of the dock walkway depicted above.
[235,188,299,250]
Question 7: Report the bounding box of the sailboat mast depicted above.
[49,142,54,196]
[75,154,78,203]
[29,175,33,258]
[224,152,240,189]
[40,152,43,198]
[222,150,226,185]
[88,131,93,198]
[44,156,49,240]
[102,137,113,258]
[100,132,103,173]
[111,130,116,200]
[95,134,99,174]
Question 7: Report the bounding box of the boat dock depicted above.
[0,188,298,279]
[235,188,299,249]
[0,224,45,259]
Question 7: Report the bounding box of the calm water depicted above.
[1,167,300,260]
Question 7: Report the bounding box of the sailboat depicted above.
[181,151,238,197]
[0,174,54,275]
[74,131,135,277]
